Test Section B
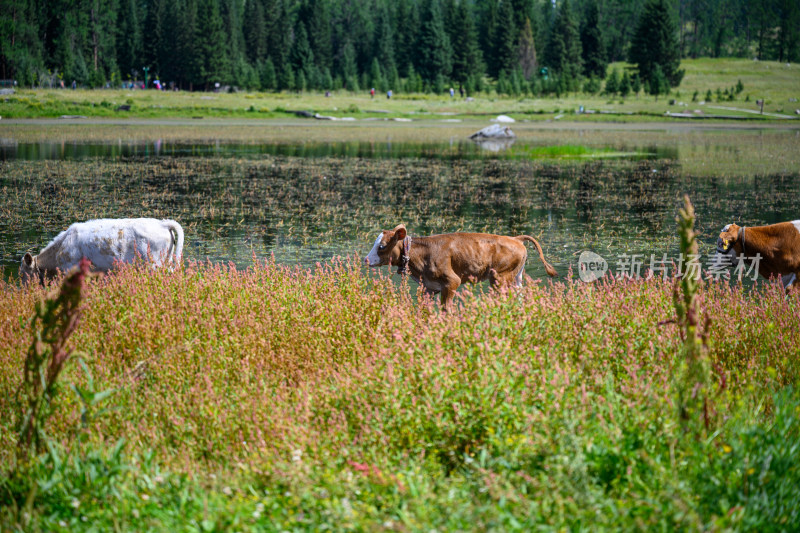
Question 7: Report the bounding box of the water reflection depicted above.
[0,139,676,162]
[473,138,516,152]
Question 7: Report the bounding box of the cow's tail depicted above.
[163,220,184,265]
[516,235,557,277]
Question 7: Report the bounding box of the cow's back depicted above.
[43,218,178,272]
[430,232,526,281]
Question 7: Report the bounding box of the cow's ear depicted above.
[23,253,33,266]
[394,225,406,241]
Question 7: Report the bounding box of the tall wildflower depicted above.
[16,258,91,461]
[672,196,712,433]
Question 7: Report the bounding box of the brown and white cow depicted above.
[364,224,557,308]
[716,221,800,290]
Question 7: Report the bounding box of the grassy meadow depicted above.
[1,255,799,531]
[2,59,799,121]
[1,55,800,531]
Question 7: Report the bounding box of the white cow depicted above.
[20,218,184,284]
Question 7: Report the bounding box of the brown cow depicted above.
[364,224,557,308]
[716,221,800,290]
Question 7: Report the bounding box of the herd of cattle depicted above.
[19,217,800,306]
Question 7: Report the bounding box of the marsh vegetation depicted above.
[1,123,799,530]
[2,126,799,281]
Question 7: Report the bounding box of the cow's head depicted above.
[364,224,407,267]
[20,252,42,284]
[715,223,741,264]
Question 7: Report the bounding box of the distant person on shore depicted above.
[459,85,464,98]
[387,89,392,99]
[449,87,454,98]
[71,80,76,90]
[370,87,375,98]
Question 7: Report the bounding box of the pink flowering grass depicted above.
[1,259,798,529]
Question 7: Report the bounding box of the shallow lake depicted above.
[1,134,798,286]
[0,139,675,161]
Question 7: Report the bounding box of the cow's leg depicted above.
[514,265,525,287]
[488,268,500,288]
[440,273,462,310]
[488,268,521,289]
[783,272,798,295]
[422,286,439,297]
[419,285,439,304]
[490,270,518,292]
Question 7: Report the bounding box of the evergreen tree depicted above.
[417,0,452,82]
[265,0,290,78]
[278,59,294,90]
[370,57,384,91]
[232,55,255,88]
[260,57,276,89]
[54,6,91,85]
[497,69,509,95]
[1,0,43,82]
[332,0,374,79]
[176,0,203,89]
[631,72,641,94]
[442,0,457,46]
[535,0,553,61]
[220,0,244,82]
[405,62,422,93]
[340,40,358,90]
[580,0,606,79]
[198,0,229,88]
[582,76,601,94]
[243,0,267,63]
[4,0,796,94]
[603,67,619,94]
[116,0,142,80]
[481,0,499,77]
[619,70,631,97]
[451,1,483,83]
[143,0,169,77]
[602,0,643,62]
[386,63,399,90]
[629,0,684,88]
[158,0,181,82]
[517,17,537,79]
[510,67,523,95]
[494,0,518,77]
[292,23,314,82]
[648,64,668,95]
[322,67,333,90]
[434,72,445,93]
[376,9,397,79]
[544,0,582,85]
[340,39,357,80]
[395,0,420,77]
[303,0,332,70]
[510,0,534,32]
[775,0,800,62]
